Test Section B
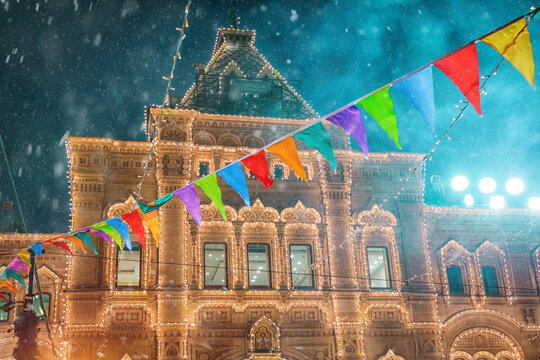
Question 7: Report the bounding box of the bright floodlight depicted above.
[489,196,505,210]
[479,177,496,194]
[505,178,524,195]
[464,194,474,207]
[451,176,469,191]
[529,197,540,211]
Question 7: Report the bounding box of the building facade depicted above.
[1,26,540,360]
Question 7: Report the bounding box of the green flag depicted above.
[72,232,97,254]
[91,222,124,250]
[137,193,174,214]
[195,173,227,221]
[358,86,401,149]
[0,268,27,289]
[294,122,337,171]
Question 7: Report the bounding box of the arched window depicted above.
[0,293,11,321]
[116,241,142,288]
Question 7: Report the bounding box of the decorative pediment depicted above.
[378,350,405,360]
[438,239,469,257]
[474,240,504,256]
[238,199,279,223]
[357,204,397,226]
[201,204,237,222]
[256,64,277,79]
[280,201,321,224]
[107,195,137,218]
[248,316,281,354]
[220,60,245,77]
[121,354,133,360]
[37,266,62,284]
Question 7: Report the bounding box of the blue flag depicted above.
[106,217,132,251]
[218,162,250,207]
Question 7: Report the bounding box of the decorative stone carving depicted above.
[280,200,321,224]
[238,199,279,222]
[357,204,397,226]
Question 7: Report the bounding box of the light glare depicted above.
[479,177,496,194]
[451,176,469,191]
[505,178,524,195]
[489,196,505,210]
[464,194,474,207]
[529,197,540,211]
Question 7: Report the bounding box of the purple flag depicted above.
[80,226,114,245]
[7,257,29,273]
[327,105,368,158]
[174,183,202,226]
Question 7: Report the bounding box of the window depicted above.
[199,162,209,177]
[0,293,10,321]
[447,265,465,295]
[248,244,271,287]
[367,247,391,289]
[274,165,283,180]
[290,244,314,288]
[204,243,227,287]
[482,265,500,295]
[116,242,141,288]
[249,171,256,179]
[33,293,50,318]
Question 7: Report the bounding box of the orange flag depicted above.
[138,209,160,246]
[267,137,308,182]
[65,236,87,254]
[0,279,17,293]
[481,18,535,87]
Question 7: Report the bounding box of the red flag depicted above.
[121,210,146,251]
[435,44,482,116]
[49,242,74,257]
[0,292,8,303]
[241,150,274,189]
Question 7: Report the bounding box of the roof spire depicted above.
[231,0,238,29]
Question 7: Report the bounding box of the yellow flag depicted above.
[267,137,308,182]
[139,209,160,246]
[482,18,535,87]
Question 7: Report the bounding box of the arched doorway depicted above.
[449,327,523,360]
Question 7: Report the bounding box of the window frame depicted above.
[366,246,392,290]
[203,242,228,289]
[199,161,209,177]
[0,292,11,322]
[115,241,143,289]
[273,165,283,181]
[446,264,466,295]
[32,292,51,319]
[481,265,501,296]
[289,244,315,289]
[247,243,272,289]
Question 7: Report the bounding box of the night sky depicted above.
[1,0,539,233]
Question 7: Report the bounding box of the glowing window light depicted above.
[529,197,540,211]
[505,178,524,195]
[451,176,469,191]
[479,177,496,194]
[464,194,474,207]
[489,195,505,210]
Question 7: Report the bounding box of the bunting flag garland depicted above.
[138,209,160,246]
[72,232,97,255]
[293,122,337,171]
[0,293,8,303]
[435,44,482,115]
[326,105,369,158]
[358,86,401,149]
[106,217,132,251]
[241,150,274,189]
[18,248,31,267]
[0,268,27,288]
[481,18,535,87]
[137,193,174,214]
[120,210,146,251]
[174,184,202,226]
[29,242,43,256]
[65,235,87,254]
[48,241,75,257]
[0,279,17,293]
[218,162,251,207]
[7,257,29,273]
[91,222,124,250]
[196,173,227,221]
[393,67,436,132]
[267,137,308,182]
[82,226,115,246]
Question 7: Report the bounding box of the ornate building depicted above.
[1,25,540,360]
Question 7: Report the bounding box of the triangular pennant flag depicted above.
[0,268,26,289]
[17,249,31,267]
[482,18,535,87]
[7,257,29,273]
[393,67,436,132]
[267,137,308,182]
[195,173,227,221]
[0,292,9,303]
[65,235,87,254]
[29,243,42,256]
[138,209,160,246]
[241,150,274,189]
[81,226,115,246]
[106,217,132,251]
[326,105,369,158]
[358,86,401,149]
[49,241,75,256]
[0,278,17,293]
[435,44,482,115]
[137,193,174,214]
[218,162,250,207]
[174,184,202,226]
[72,232,97,254]
[120,210,146,251]
[294,122,337,171]
[92,222,124,250]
